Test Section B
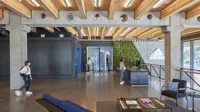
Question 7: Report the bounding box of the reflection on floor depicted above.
[0,71,199,112]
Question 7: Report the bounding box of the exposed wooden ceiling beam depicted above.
[101,27,106,39]
[81,27,86,36]
[185,4,200,20]
[113,27,126,39]
[125,28,150,40]
[64,27,78,36]
[108,0,119,19]
[150,28,200,39]
[87,27,91,40]
[37,0,58,19]
[149,32,164,40]
[182,28,200,37]
[160,0,200,19]
[134,0,159,19]
[31,27,37,32]
[137,28,161,39]
[0,0,31,18]
[43,27,54,33]
[75,0,86,19]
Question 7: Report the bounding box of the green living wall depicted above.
[113,41,144,67]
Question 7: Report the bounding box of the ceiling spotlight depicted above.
[30,0,40,7]
[95,14,100,19]
[120,14,128,22]
[153,0,165,8]
[124,0,134,8]
[63,0,71,7]
[94,0,100,7]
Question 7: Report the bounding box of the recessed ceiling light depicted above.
[124,0,134,8]
[30,0,40,7]
[153,0,165,8]
[94,0,100,7]
[63,0,71,7]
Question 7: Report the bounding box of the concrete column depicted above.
[6,12,30,89]
[162,13,184,84]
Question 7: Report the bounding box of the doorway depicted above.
[87,47,113,71]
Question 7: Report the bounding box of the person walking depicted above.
[119,57,126,85]
[15,61,33,96]
[87,57,92,72]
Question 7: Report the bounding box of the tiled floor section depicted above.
[0,71,199,112]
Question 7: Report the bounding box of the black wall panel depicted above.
[28,40,73,76]
[0,40,9,76]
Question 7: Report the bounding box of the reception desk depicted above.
[124,68,148,86]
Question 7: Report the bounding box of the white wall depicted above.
[134,41,165,65]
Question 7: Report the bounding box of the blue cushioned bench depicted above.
[36,94,92,112]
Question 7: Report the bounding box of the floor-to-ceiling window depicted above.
[183,42,191,69]
[182,40,200,89]
[193,40,200,90]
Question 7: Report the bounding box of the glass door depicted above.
[87,47,113,71]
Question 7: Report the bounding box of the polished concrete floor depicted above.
[0,71,199,112]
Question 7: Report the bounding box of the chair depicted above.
[160,79,188,107]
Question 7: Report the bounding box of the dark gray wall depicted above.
[80,41,113,71]
[0,37,81,79]
[28,37,81,78]
[0,38,9,76]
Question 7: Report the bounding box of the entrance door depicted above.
[87,47,113,71]
[76,48,81,73]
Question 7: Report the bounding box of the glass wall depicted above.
[87,47,113,71]
[193,40,200,90]
[182,40,200,90]
[183,42,191,69]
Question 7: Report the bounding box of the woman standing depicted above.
[15,61,33,96]
[119,57,126,85]
[87,57,92,72]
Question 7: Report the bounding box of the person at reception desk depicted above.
[120,57,126,85]
[136,58,141,69]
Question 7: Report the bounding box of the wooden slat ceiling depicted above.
[0,0,200,40]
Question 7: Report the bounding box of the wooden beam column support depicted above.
[0,0,31,18]
[101,27,106,39]
[43,27,54,33]
[185,3,200,20]
[125,28,150,40]
[108,0,119,19]
[137,28,161,39]
[0,9,4,19]
[161,0,200,19]
[134,0,159,20]
[37,0,59,19]
[75,0,87,19]
[31,27,37,32]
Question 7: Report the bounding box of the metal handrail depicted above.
[141,63,165,80]
[176,68,200,88]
